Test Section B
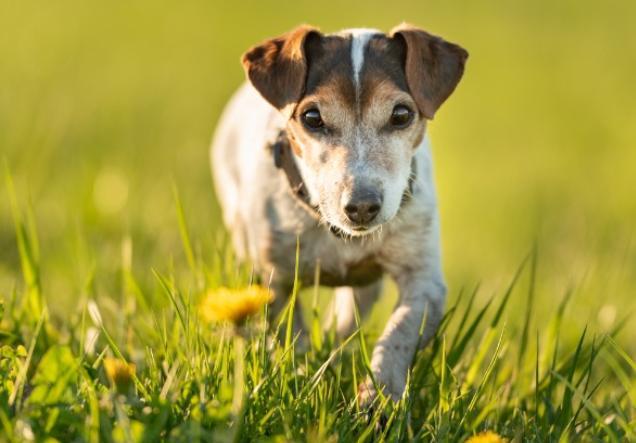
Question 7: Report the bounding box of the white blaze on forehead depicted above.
[337,28,381,88]
[341,29,381,161]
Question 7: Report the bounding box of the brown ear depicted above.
[242,25,320,117]
[390,24,468,119]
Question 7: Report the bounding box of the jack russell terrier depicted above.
[211,24,467,404]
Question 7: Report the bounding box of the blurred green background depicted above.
[1,1,635,349]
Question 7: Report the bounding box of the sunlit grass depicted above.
[0,183,633,441]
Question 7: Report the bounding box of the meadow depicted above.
[1,0,635,441]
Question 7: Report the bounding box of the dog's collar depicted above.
[269,130,416,236]
[270,131,323,222]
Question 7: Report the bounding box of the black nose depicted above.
[343,189,383,225]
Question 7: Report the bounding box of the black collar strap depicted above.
[270,130,416,231]
[270,131,323,221]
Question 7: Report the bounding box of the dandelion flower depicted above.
[466,431,507,443]
[199,285,272,325]
[103,357,136,394]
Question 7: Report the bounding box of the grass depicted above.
[0,181,634,442]
[0,0,635,441]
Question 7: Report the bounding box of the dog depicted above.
[211,24,467,404]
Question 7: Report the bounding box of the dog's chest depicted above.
[301,231,384,287]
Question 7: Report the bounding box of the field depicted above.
[1,0,635,441]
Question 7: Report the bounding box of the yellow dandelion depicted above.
[199,285,272,325]
[103,357,136,394]
[466,431,507,443]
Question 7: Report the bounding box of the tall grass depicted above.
[0,183,633,441]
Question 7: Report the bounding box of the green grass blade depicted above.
[447,294,494,368]
[518,245,538,369]
[5,169,44,321]
[551,371,621,442]
[606,336,636,372]
[556,326,587,431]
[450,284,479,347]
[8,307,46,408]
[173,184,198,275]
[153,269,187,334]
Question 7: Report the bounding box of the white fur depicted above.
[346,28,379,87]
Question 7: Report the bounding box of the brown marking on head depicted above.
[303,34,356,107]
[412,122,427,148]
[277,33,355,158]
[390,23,468,119]
[358,35,410,112]
[286,130,303,156]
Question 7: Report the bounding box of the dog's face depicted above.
[243,25,467,236]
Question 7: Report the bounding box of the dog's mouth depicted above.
[351,225,378,234]
[317,193,398,239]
[319,200,392,239]
[328,222,382,238]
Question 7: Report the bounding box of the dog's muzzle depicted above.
[343,187,383,226]
[270,130,416,238]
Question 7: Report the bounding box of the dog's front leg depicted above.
[360,272,445,403]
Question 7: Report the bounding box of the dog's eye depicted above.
[390,105,414,129]
[301,109,324,131]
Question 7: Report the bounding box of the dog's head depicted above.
[242,24,467,236]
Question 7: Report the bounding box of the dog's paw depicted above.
[357,379,377,409]
[357,380,389,431]
[358,375,403,405]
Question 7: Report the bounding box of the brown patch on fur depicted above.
[242,25,321,113]
[359,35,410,113]
[304,74,357,119]
[320,255,383,287]
[286,130,303,156]
[302,35,355,106]
[297,78,354,140]
[361,78,408,112]
[390,24,468,119]
[283,35,357,156]
[412,123,426,148]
